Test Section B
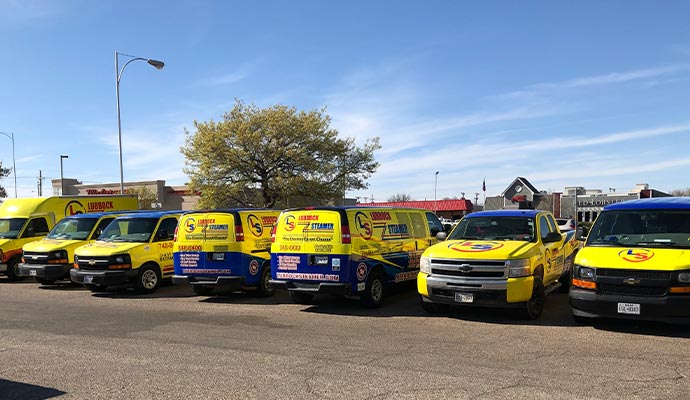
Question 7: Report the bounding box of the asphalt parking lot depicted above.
[2,279,690,400]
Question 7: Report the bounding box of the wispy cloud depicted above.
[0,0,59,24]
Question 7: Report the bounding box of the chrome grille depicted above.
[22,251,49,264]
[429,258,506,279]
[76,256,110,271]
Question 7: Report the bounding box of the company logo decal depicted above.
[65,200,86,216]
[354,211,373,240]
[284,215,296,232]
[184,218,196,233]
[449,241,505,252]
[249,260,260,275]
[247,214,263,237]
[356,263,367,281]
[618,249,654,263]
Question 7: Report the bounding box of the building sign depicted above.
[576,196,636,208]
[86,189,121,195]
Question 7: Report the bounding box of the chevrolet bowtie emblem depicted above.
[623,277,640,285]
[459,264,472,272]
[88,259,96,265]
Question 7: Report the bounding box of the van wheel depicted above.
[192,285,214,296]
[85,284,108,293]
[255,266,275,298]
[420,296,448,314]
[289,291,314,305]
[5,258,25,281]
[134,265,161,294]
[361,271,385,308]
[36,278,57,285]
[521,277,545,320]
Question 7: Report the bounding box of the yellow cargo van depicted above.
[570,197,690,324]
[0,196,138,281]
[18,211,139,284]
[71,210,181,294]
[172,209,280,296]
[269,206,445,307]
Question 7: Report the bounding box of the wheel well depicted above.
[533,265,544,280]
[141,262,161,274]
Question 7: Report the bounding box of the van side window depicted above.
[409,213,427,239]
[154,217,178,242]
[425,212,443,235]
[22,218,50,238]
[91,218,116,240]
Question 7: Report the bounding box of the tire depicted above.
[134,265,161,294]
[85,284,108,293]
[35,278,57,285]
[289,291,314,305]
[558,256,574,293]
[5,258,26,282]
[420,296,449,314]
[254,266,275,298]
[521,276,546,320]
[192,285,214,296]
[360,271,385,308]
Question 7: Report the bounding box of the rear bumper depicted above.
[570,287,690,323]
[18,263,71,280]
[269,280,350,296]
[70,268,138,286]
[173,275,245,291]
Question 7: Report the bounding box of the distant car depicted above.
[556,218,576,231]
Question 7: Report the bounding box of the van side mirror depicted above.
[576,226,588,241]
[443,223,452,233]
[436,232,447,241]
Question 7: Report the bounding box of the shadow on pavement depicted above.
[89,283,198,299]
[0,378,65,400]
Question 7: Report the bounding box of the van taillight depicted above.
[173,226,179,242]
[270,224,277,242]
[235,225,245,242]
[341,225,351,244]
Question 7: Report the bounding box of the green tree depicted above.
[126,186,158,210]
[0,161,10,199]
[388,193,412,202]
[181,100,381,208]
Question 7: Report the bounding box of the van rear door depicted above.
[174,212,236,276]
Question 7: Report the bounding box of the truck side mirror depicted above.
[436,232,447,241]
[576,226,588,241]
[543,231,562,243]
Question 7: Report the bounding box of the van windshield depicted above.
[46,217,99,240]
[0,218,27,239]
[586,210,690,249]
[448,216,536,242]
[99,218,158,243]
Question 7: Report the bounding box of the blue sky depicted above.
[1,1,690,202]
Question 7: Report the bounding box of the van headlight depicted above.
[507,259,531,277]
[420,256,431,274]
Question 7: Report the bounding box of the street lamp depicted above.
[115,51,165,194]
[434,171,439,213]
[0,131,17,198]
[60,155,68,195]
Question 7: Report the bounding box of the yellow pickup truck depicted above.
[418,209,579,319]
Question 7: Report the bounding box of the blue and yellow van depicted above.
[269,206,444,307]
[570,197,690,324]
[172,209,280,296]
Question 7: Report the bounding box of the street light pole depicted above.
[434,171,439,213]
[115,51,165,195]
[0,131,17,198]
[60,155,68,195]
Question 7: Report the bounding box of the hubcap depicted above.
[371,279,383,302]
[142,269,158,289]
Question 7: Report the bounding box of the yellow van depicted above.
[71,210,181,294]
[269,206,445,307]
[0,196,138,281]
[172,209,280,296]
[18,211,139,284]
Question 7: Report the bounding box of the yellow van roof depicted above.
[0,198,54,217]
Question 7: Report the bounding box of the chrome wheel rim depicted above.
[142,269,158,289]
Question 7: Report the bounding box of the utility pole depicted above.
[37,170,44,196]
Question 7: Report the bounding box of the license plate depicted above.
[454,292,474,303]
[617,302,640,315]
[29,270,37,276]
[84,275,94,284]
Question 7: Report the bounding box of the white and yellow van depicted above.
[71,210,181,294]
[0,196,138,281]
[172,209,280,296]
[269,206,445,307]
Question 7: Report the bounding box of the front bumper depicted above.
[0,263,7,272]
[418,273,534,307]
[269,280,350,297]
[570,287,690,323]
[18,263,71,280]
[173,275,246,291]
[70,268,138,286]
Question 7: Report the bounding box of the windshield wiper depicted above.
[635,241,682,247]
[455,236,483,240]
